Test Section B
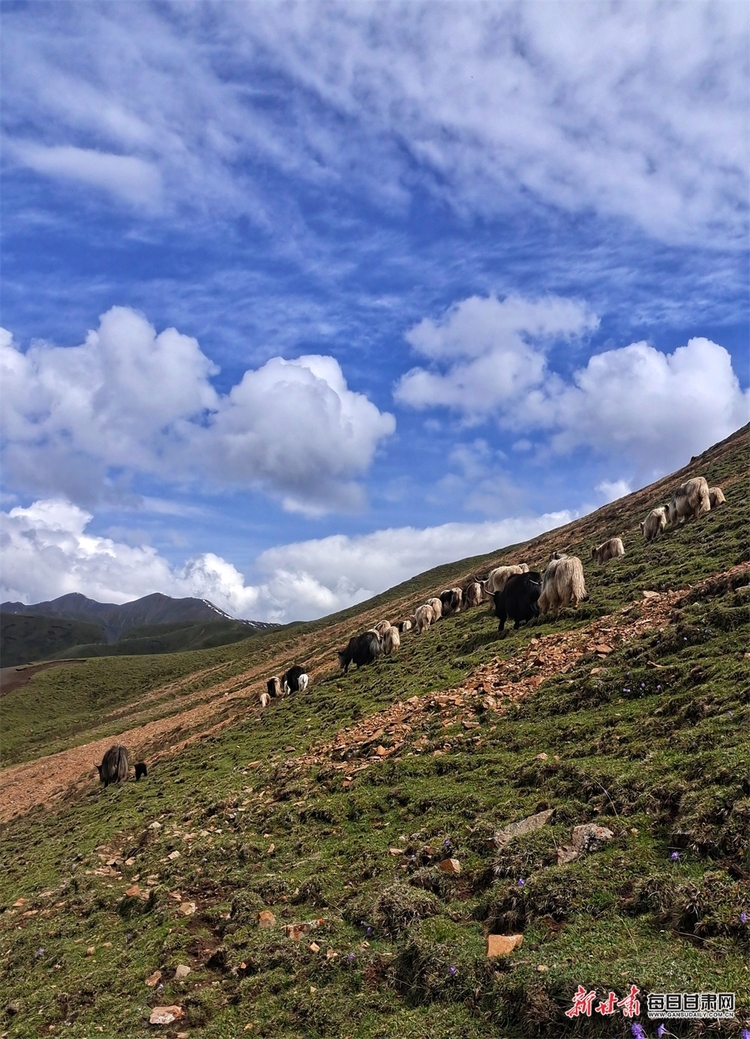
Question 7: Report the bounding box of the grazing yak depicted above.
[493,571,542,632]
[427,596,443,620]
[480,564,529,599]
[668,476,711,526]
[414,603,435,634]
[640,506,668,542]
[338,630,382,673]
[709,486,726,508]
[382,625,401,655]
[267,676,283,698]
[398,619,413,633]
[96,744,129,786]
[439,587,463,616]
[283,665,309,694]
[134,762,148,781]
[538,555,587,616]
[591,537,625,565]
[373,619,393,638]
[463,581,483,608]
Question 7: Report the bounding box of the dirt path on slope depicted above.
[292,585,686,773]
[2,563,746,826]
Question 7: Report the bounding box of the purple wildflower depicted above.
[35,948,44,957]
[657,1026,668,1038]
[670,851,680,861]
[631,1025,647,1039]
[740,911,748,924]
[741,1031,750,1039]
[449,965,457,975]
[365,926,372,936]
[348,952,356,962]
[517,878,526,887]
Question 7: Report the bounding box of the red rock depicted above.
[149,1006,184,1025]
[486,934,523,957]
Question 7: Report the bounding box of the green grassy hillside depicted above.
[0,612,108,668]
[0,613,276,670]
[0,424,748,1039]
[50,618,266,660]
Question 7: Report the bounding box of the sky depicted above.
[1,0,748,623]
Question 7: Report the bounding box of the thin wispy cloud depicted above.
[2,3,746,242]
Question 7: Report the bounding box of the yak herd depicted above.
[263,473,727,697]
[95,475,725,784]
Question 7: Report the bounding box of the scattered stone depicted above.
[174,964,191,980]
[167,851,180,861]
[487,934,524,957]
[145,970,162,987]
[149,1005,183,1025]
[389,848,406,856]
[285,917,324,941]
[258,911,276,928]
[494,808,555,848]
[12,899,27,908]
[642,590,660,599]
[148,822,162,830]
[591,644,614,655]
[125,885,141,897]
[571,823,615,853]
[535,752,548,760]
[178,902,196,916]
[557,846,579,865]
[438,858,461,875]
[309,942,320,953]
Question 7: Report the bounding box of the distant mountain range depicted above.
[0,593,279,667]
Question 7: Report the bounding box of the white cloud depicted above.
[2,2,746,241]
[394,294,598,415]
[396,294,749,477]
[7,141,162,208]
[596,479,633,504]
[547,337,750,472]
[0,307,395,514]
[0,498,573,624]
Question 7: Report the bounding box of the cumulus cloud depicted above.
[0,307,395,513]
[395,294,598,415]
[546,337,749,470]
[396,294,749,477]
[0,498,573,624]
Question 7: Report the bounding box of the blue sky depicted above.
[1,1,748,622]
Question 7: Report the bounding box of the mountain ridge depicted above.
[0,592,280,666]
